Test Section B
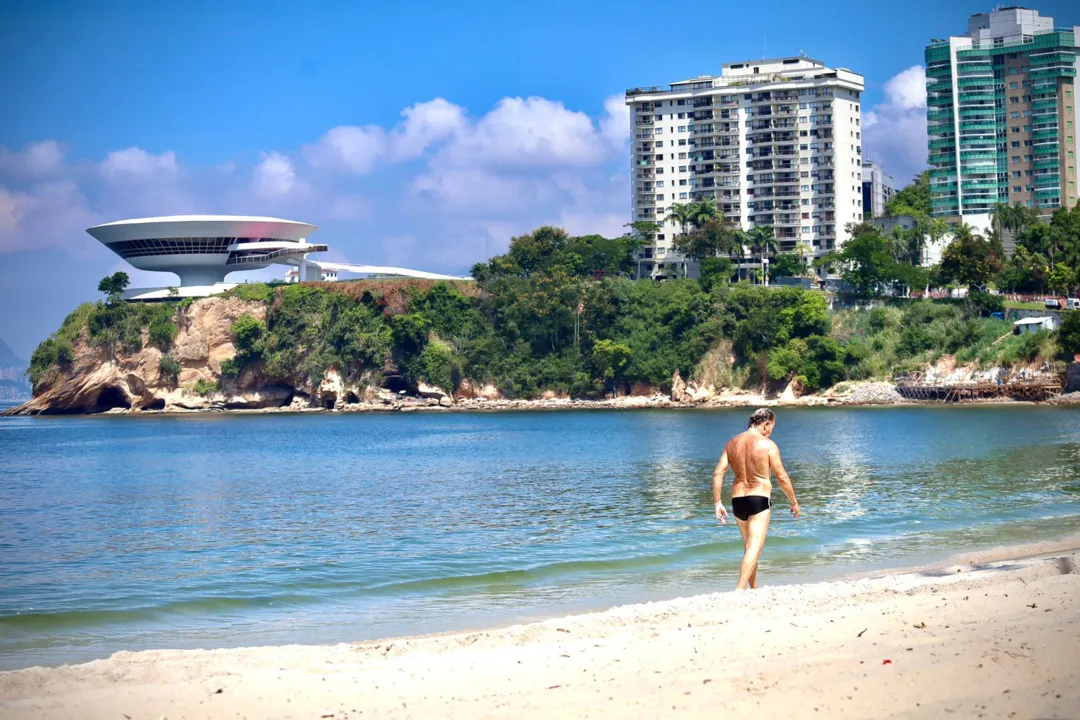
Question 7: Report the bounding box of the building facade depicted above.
[861,158,895,217]
[625,57,866,280]
[926,7,1079,229]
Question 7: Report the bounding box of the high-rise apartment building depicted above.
[861,158,895,217]
[926,7,1079,228]
[626,57,865,280]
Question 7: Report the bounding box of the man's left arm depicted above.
[712,450,729,524]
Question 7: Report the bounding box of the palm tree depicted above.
[669,203,696,235]
[745,225,778,286]
[690,197,719,228]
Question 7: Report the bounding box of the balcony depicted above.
[635,118,654,126]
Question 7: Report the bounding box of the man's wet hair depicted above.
[748,408,775,429]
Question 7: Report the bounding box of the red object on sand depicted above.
[882,659,892,665]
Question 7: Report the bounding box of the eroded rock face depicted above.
[671,371,690,403]
[456,379,503,402]
[10,296,272,416]
[417,381,451,402]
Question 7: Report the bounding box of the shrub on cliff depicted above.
[148,313,179,350]
[158,354,181,384]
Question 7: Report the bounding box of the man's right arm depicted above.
[768,442,800,519]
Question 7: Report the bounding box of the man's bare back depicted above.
[712,408,800,590]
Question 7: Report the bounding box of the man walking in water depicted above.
[712,408,800,590]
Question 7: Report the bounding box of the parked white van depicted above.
[1067,298,1080,311]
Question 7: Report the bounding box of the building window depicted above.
[678,139,686,146]
[1013,186,1022,193]
[1011,141,1020,148]
[1010,111,1020,119]
[676,100,685,106]
[678,152,687,159]
[656,180,664,187]
[679,192,688,199]
[677,112,687,119]
[679,179,687,186]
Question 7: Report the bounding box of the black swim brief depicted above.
[732,496,771,521]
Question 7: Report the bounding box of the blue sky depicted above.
[1,0,1078,360]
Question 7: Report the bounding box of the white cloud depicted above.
[884,65,928,110]
[252,151,298,197]
[303,98,467,175]
[101,147,178,180]
[0,188,34,246]
[439,97,607,169]
[0,180,100,253]
[599,94,630,149]
[0,140,66,177]
[863,65,928,186]
[392,99,467,159]
[304,124,388,174]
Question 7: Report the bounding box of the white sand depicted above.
[1,546,1078,719]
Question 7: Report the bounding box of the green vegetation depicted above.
[192,378,218,396]
[26,278,183,389]
[158,354,181,383]
[884,170,931,217]
[27,216,1080,400]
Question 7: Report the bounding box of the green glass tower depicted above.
[925,7,1078,224]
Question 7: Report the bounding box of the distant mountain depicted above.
[0,336,25,368]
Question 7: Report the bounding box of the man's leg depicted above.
[734,517,758,589]
[735,509,771,590]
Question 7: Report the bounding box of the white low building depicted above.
[87,215,467,300]
[1013,317,1056,334]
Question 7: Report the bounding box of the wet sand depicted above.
[2,541,1078,719]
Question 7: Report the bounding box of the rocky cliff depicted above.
[12,297,280,415]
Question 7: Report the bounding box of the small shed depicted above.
[1013,317,1055,335]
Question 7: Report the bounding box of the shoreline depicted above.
[2,539,1077,719]
[7,387,1076,418]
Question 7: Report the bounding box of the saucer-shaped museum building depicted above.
[87,215,326,287]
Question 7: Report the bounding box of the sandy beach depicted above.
[1,544,1077,720]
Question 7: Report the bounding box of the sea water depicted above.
[1,405,1078,669]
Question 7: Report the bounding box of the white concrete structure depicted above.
[88,215,326,287]
[626,57,866,279]
[861,158,895,217]
[88,215,469,300]
[1014,316,1056,333]
[285,267,338,283]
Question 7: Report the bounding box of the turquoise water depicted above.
[1,406,1079,670]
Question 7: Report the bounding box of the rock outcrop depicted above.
[10,297,278,415]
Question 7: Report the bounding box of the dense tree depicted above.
[820,228,927,297]
[938,225,1003,291]
[672,218,738,261]
[884,171,931,217]
[97,272,130,303]
[768,253,807,280]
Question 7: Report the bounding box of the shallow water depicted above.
[1,405,1078,669]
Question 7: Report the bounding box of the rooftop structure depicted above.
[625,57,865,280]
[88,215,467,300]
[925,7,1079,228]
